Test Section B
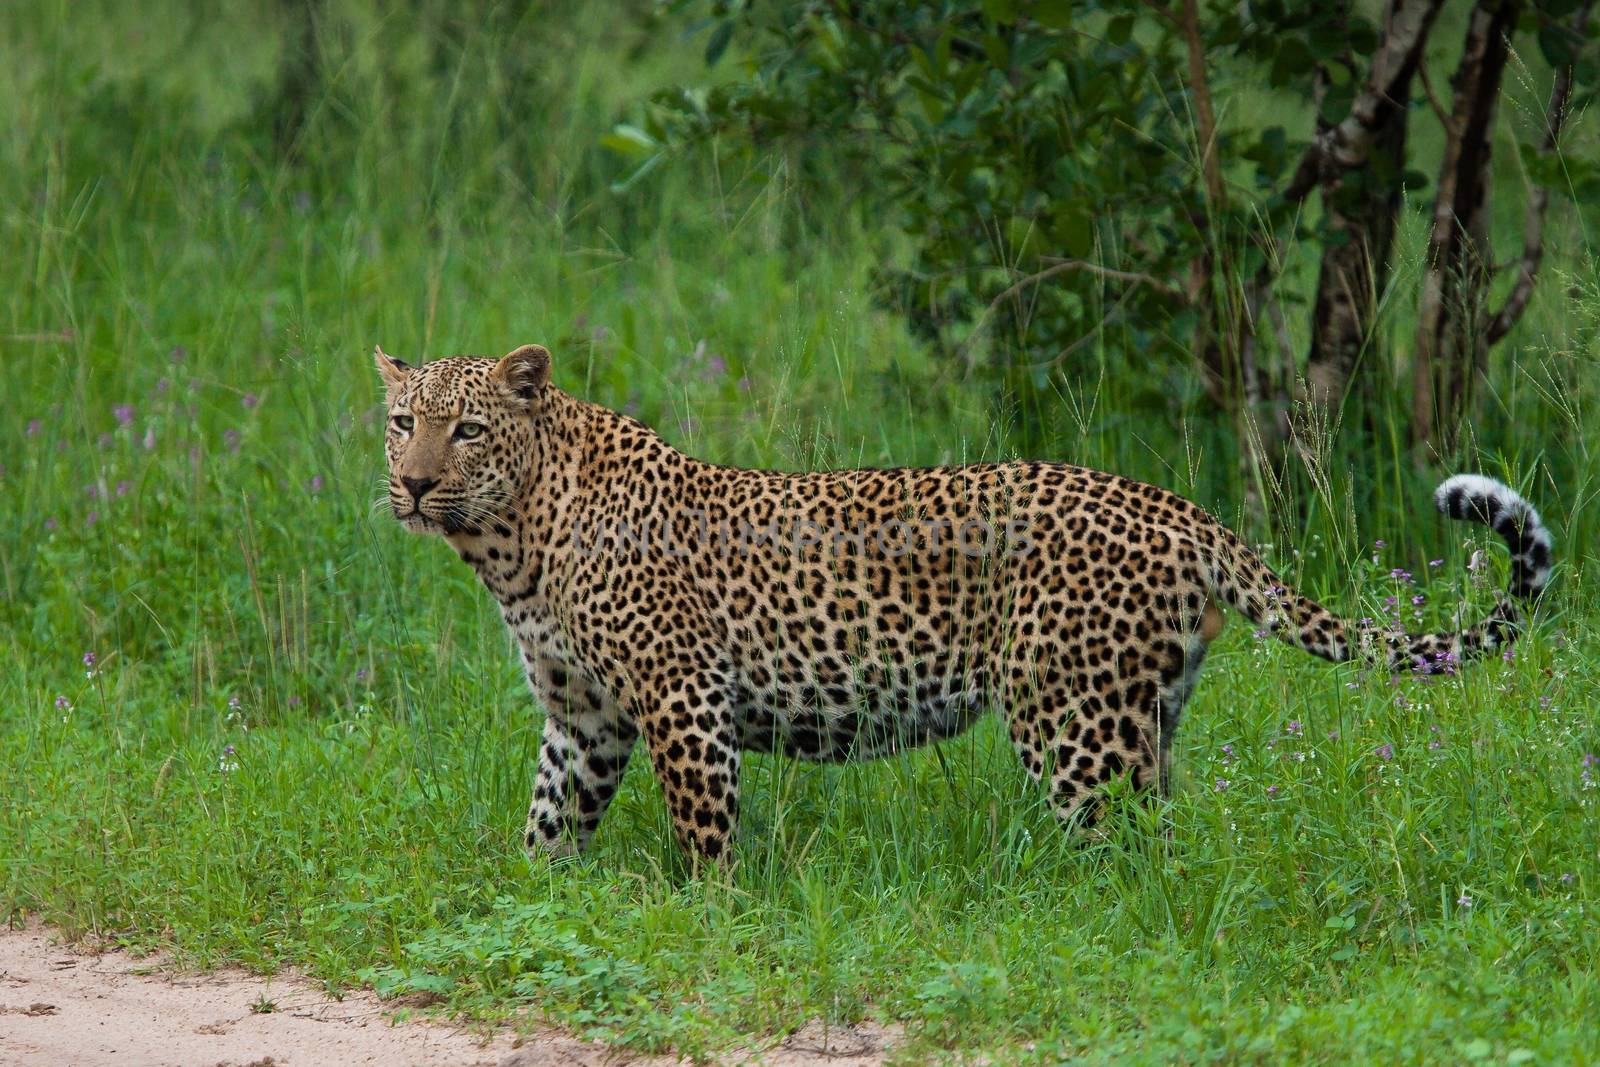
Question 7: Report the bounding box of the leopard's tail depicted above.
[1205,474,1551,673]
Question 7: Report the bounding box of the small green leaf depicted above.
[1031,0,1072,29]
[983,0,1018,24]
[705,20,734,67]
[600,125,658,158]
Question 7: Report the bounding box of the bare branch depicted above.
[1279,0,1447,202]
[1037,257,1184,298]
[954,257,1184,366]
[1487,0,1594,345]
[1416,56,1454,129]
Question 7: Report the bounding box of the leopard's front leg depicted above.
[524,670,636,860]
[636,672,742,865]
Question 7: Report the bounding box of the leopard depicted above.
[375,342,1554,863]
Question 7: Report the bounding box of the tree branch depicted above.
[1416,56,1454,129]
[1486,0,1593,345]
[1037,257,1184,298]
[954,258,1183,366]
[975,259,1181,321]
[1278,0,1447,204]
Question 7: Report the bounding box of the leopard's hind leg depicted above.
[1002,603,1219,827]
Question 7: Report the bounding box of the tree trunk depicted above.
[1411,0,1520,457]
[1304,88,1411,409]
[1301,0,1445,410]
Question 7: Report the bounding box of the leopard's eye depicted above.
[454,421,485,440]
[392,414,415,432]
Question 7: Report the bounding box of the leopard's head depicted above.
[373,343,550,536]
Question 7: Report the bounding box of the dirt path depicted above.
[0,925,896,1067]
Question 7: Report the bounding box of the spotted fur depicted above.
[376,344,1553,862]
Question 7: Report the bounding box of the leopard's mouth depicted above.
[394,500,471,537]
[393,500,445,534]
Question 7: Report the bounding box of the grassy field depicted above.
[3,2,1598,1063]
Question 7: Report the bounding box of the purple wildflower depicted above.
[83,650,97,670]
[1429,558,1443,568]
[1374,539,1386,549]
[169,345,186,364]
[1266,785,1279,797]
[43,517,57,532]
[1285,720,1303,737]
[1411,594,1425,606]
[26,418,42,436]
[223,429,240,452]
[287,695,301,707]
[308,474,324,493]
[154,377,170,396]
[97,432,114,449]
[115,480,130,497]
[113,404,136,427]
[1582,753,1598,768]
[1457,892,1472,908]
[228,695,241,710]
[737,376,753,393]
[703,355,728,380]
[1374,743,1395,761]
[241,393,260,410]
[355,668,370,684]
[1214,778,1230,793]
[224,744,235,756]
[54,695,71,711]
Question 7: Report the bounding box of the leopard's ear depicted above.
[373,345,413,396]
[492,343,551,405]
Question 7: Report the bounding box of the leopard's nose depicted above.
[401,475,438,502]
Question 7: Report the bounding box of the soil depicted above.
[0,925,897,1067]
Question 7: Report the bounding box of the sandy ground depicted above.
[0,925,897,1067]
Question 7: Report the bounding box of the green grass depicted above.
[3,2,1599,1063]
